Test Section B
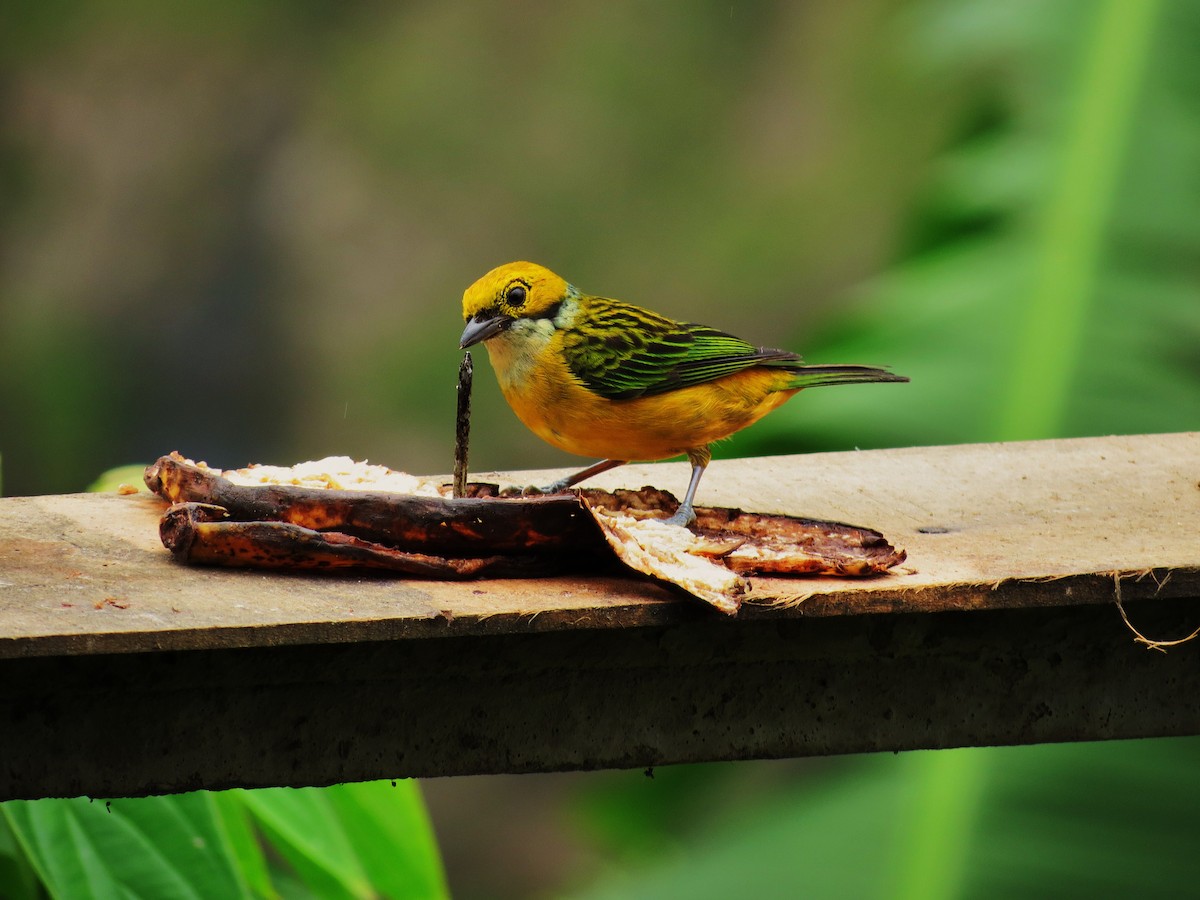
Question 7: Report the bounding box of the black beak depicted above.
[459,312,514,349]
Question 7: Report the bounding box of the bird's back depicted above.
[560,295,806,401]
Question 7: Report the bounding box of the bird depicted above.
[459,261,907,527]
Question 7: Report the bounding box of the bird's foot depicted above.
[540,476,575,494]
[661,504,697,528]
[520,478,573,497]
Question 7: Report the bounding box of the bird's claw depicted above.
[520,480,572,497]
[537,477,575,495]
[661,505,697,528]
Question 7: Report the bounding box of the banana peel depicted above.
[145,452,905,614]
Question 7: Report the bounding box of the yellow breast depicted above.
[483,327,798,462]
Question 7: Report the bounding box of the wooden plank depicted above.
[2,433,1197,657]
[1,433,1198,799]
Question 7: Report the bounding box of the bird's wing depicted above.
[560,297,801,400]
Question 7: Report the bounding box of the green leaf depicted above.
[2,793,253,899]
[570,755,915,900]
[237,780,447,900]
[569,740,1200,900]
[0,811,41,900]
[236,788,368,900]
[87,465,150,494]
[210,793,275,900]
[967,739,1200,897]
[889,749,988,900]
[738,0,1200,456]
[325,781,448,900]
[995,0,1161,440]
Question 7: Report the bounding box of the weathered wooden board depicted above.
[1,433,1198,800]
[2,433,1197,658]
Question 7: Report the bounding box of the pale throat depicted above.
[484,298,578,392]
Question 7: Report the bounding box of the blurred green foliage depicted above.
[0,0,950,496]
[1,0,1198,897]
[733,0,1200,456]
[0,781,448,899]
[87,462,148,492]
[570,738,1200,900]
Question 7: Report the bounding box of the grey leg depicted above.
[662,447,711,527]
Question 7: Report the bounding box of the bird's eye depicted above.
[506,284,527,307]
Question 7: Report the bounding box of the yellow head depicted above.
[460,262,574,349]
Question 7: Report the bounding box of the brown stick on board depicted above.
[453,353,472,498]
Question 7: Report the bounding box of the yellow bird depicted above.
[460,261,907,526]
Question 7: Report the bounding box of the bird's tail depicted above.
[784,364,909,390]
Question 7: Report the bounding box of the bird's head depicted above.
[460,262,574,349]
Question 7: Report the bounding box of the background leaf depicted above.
[236,788,371,900]
[324,781,449,900]
[995,0,1161,440]
[2,794,254,899]
[86,464,150,494]
[569,739,1200,899]
[1,783,447,900]
[237,781,448,900]
[736,0,1200,457]
[210,793,275,900]
[0,811,41,900]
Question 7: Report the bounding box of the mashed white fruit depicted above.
[214,456,443,496]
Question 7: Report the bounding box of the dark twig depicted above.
[453,353,473,498]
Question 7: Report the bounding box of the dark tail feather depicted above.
[784,364,909,390]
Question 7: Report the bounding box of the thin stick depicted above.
[453,353,472,498]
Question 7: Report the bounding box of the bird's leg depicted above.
[536,458,628,494]
[662,446,711,527]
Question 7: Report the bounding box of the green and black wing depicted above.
[560,297,802,400]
